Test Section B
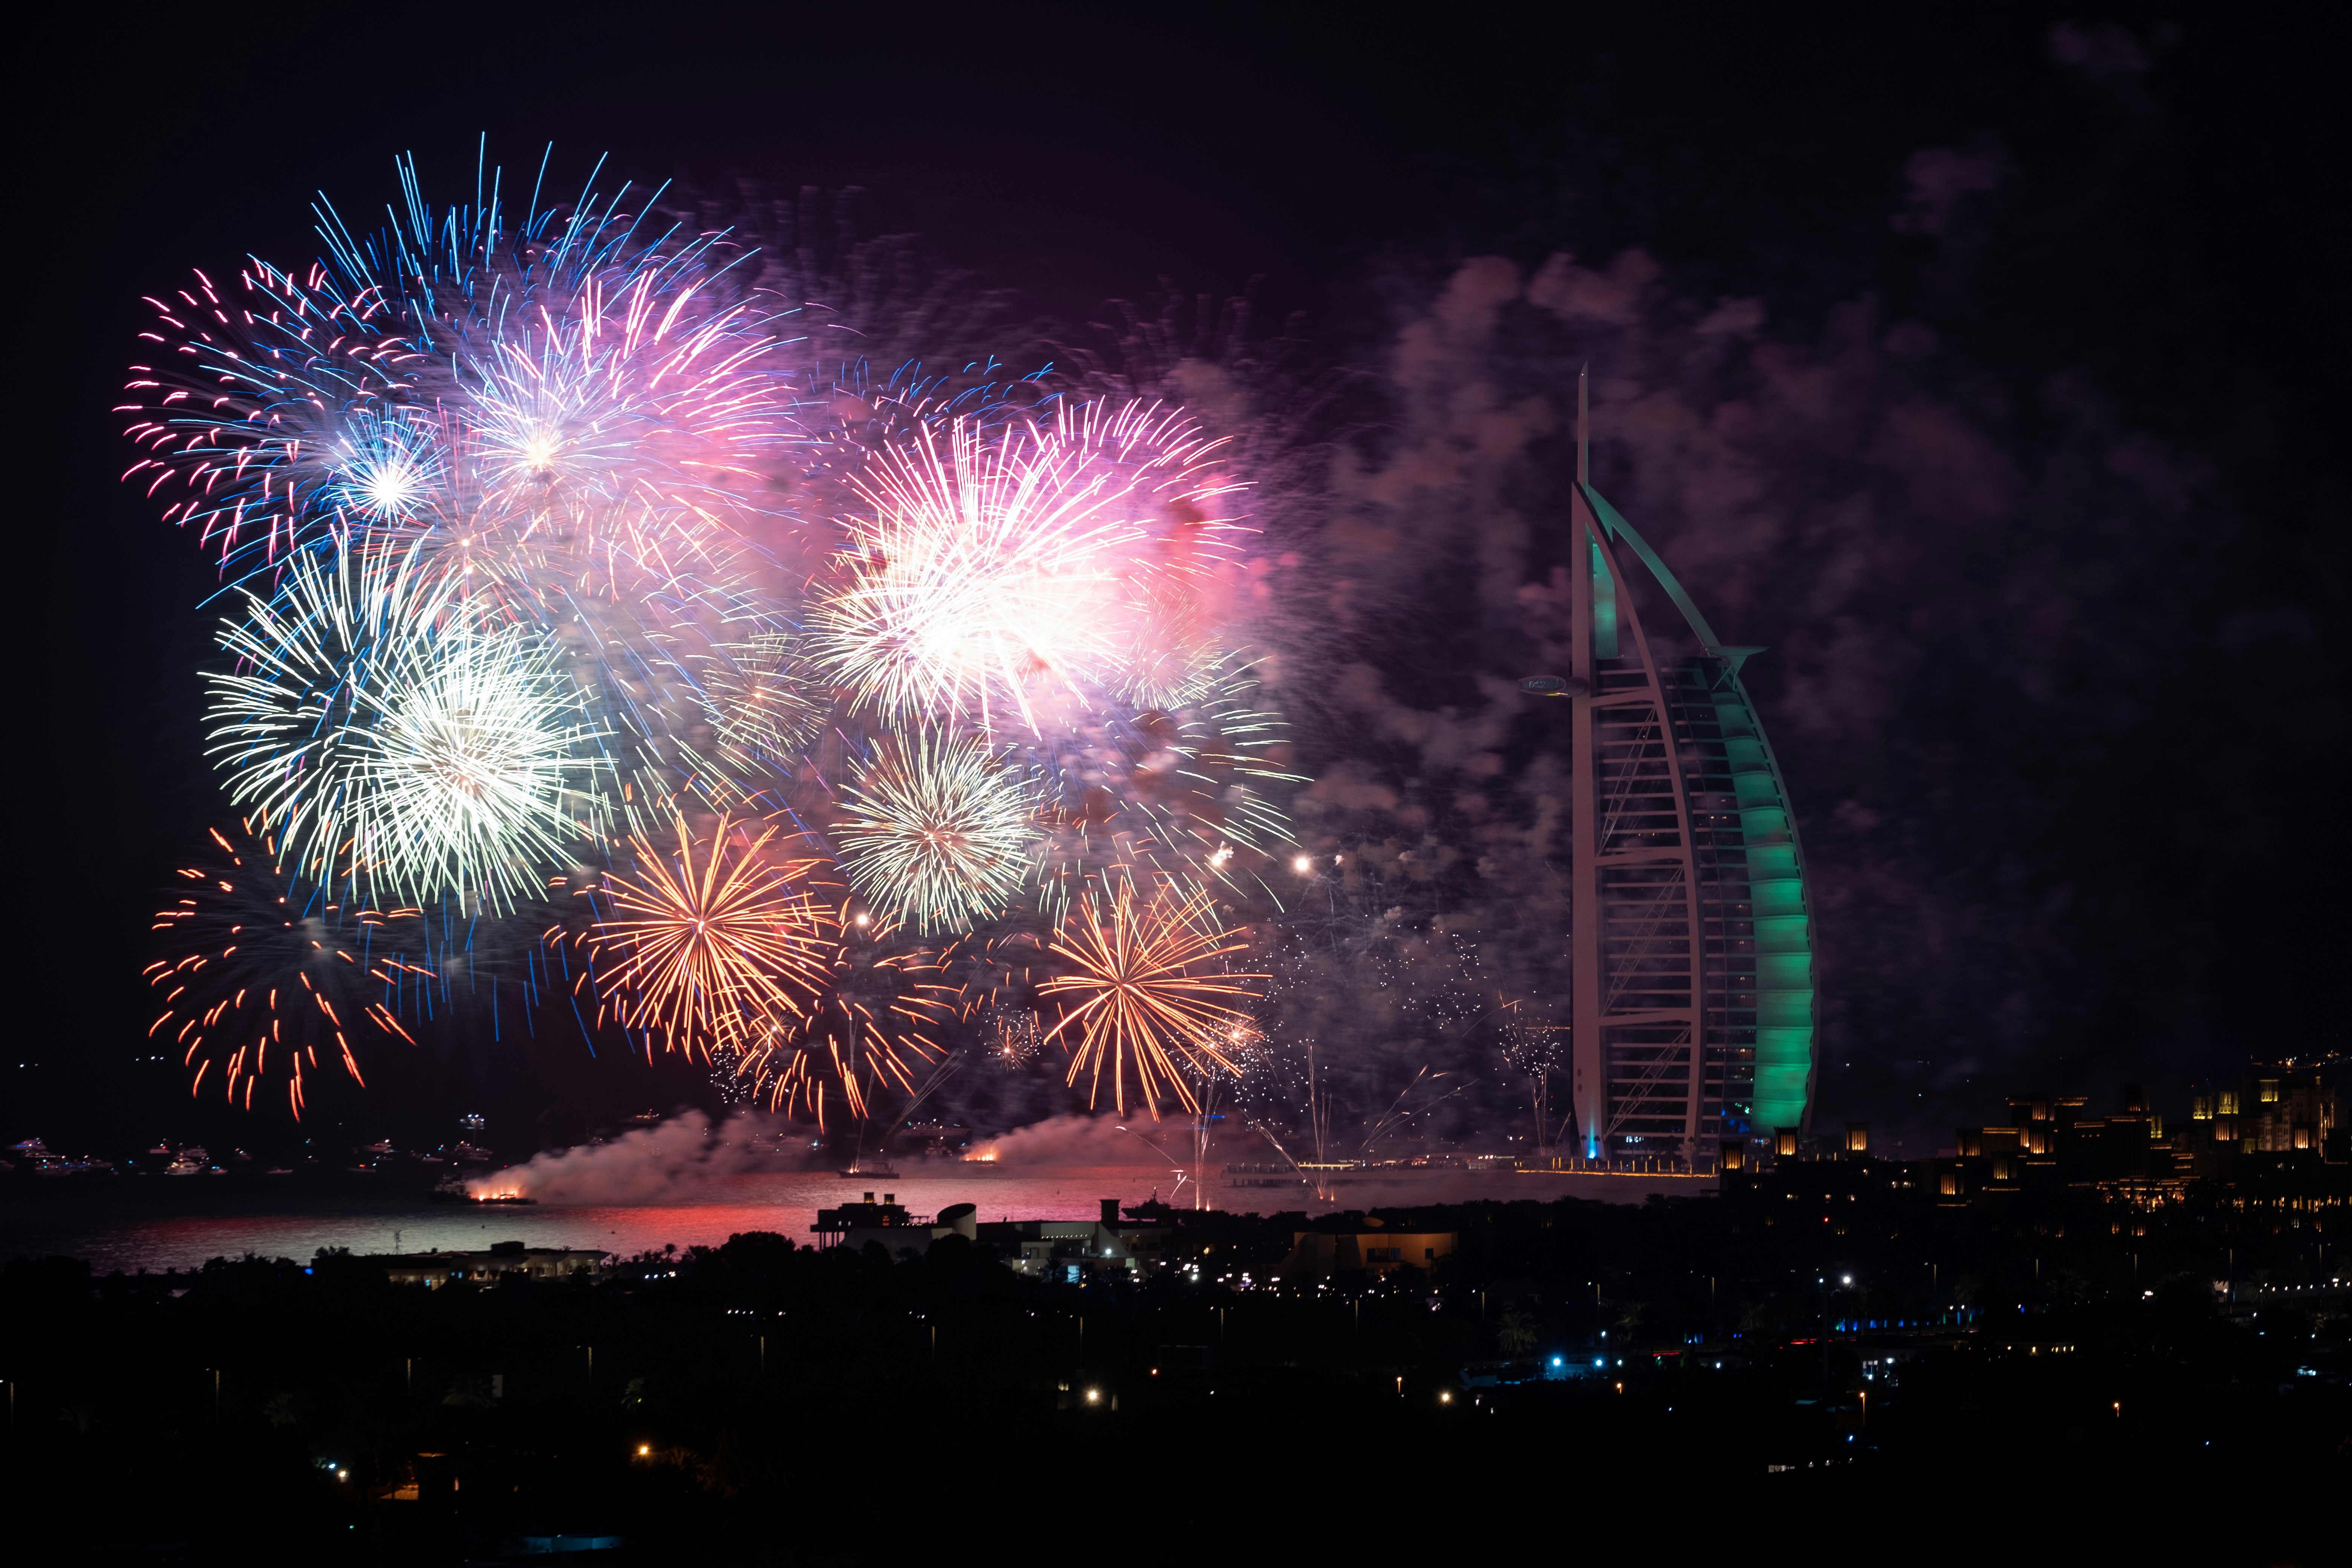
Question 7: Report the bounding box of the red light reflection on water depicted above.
[14,1169,1166,1276]
[4,1167,1684,1276]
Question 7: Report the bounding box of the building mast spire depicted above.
[1569,366,1605,1162]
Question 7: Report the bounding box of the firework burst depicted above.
[205,537,612,910]
[985,1005,1044,1072]
[692,631,827,789]
[581,812,832,1059]
[122,150,1313,1132]
[1040,880,1266,1117]
[832,727,1037,934]
[807,402,1242,736]
[145,822,427,1117]
[121,155,796,591]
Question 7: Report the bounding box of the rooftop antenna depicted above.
[1577,363,1589,487]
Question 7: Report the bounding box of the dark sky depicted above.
[14,5,2346,1154]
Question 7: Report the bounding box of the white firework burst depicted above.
[806,402,1243,738]
[204,538,611,909]
[831,727,1038,935]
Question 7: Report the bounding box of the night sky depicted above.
[15,5,2345,1156]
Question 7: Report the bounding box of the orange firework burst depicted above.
[582,813,833,1059]
[739,907,957,1130]
[1040,880,1266,1117]
[145,822,426,1119]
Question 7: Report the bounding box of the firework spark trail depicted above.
[582,812,832,1060]
[736,908,960,1130]
[832,727,1037,934]
[205,535,612,910]
[145,821,427,1117]
[1040,880,1266,1118]
[118,258,426,573]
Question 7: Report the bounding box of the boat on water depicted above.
[838,1167,900,1179]
[430,1174,536,1205]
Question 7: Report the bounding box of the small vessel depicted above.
[430,1173,535,1205]
[838,1166,901,1179]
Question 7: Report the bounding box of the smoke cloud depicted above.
[471,1110,766,1204]
[965,1113,1185,1168]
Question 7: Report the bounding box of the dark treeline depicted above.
[2,1182,2343,1564]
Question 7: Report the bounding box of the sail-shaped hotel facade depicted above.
[1545,374,1817,1166]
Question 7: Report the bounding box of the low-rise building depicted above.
[816,1196,1160,1277]
[374,1241,608,1288]
[1279,1217,1456,1280]
[977,1201,1149,1279]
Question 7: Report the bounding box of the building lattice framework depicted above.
[1560,373,1817,1165]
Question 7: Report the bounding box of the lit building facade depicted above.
[1557,373,1818,1165]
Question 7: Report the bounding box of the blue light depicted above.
[1594,1358,1604,1367]
[1551,1357,1563,1367]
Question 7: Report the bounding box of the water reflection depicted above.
[0,1165,1689,1274]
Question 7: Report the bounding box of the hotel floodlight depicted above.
[1554,369,1817,1167]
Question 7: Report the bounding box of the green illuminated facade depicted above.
[1560,384,1816,1164]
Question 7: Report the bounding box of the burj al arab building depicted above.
[1544,373,1817,1165]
